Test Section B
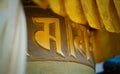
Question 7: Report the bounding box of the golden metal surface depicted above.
[32,17,64,56]
[25,7,94,67]
[66,20,92,61]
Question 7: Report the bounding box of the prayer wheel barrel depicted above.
[24,5,95,74]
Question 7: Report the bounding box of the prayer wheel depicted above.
[24,4,95,74]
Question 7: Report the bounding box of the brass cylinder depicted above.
[24,5,95,74]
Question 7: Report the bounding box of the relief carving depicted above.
[32,17,64,56]
[25,7,94,67]
[31,17,93,61]
[27,17,94,67]
[66,20,92,60]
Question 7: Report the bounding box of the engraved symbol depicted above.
[67,22,91,60]
[32,17,64,56]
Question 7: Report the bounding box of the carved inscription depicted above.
[32,17,92,62]
[25,7,94,67]
[66,21,92,60]
[32,17,64,56]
